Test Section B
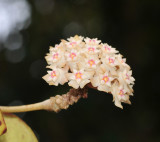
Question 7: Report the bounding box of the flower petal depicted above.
[68,80,79,89]
[80,79,90,88]
[91,76,100,87]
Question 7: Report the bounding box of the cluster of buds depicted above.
[43,35,135,109]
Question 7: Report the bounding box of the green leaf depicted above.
[0,113,38,142]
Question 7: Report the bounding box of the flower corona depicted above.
[43,35,135,109]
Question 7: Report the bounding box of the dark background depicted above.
[0,0,160,142]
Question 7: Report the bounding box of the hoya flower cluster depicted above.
[43,35,135,108]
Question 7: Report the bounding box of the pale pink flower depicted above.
[91,71,114,93]
[68,69,92,89]
[84,45,100,55]
[67,35,84,44]
[111,83,131,108]
[84,37,101,45]
[100,43,118,55]
[116,54,130,70]
[43,67,68,86]
[118,70,135,85]
[102,55,117,67]
[45,50,66,67]
[65,49,79,62]
[85,58,100,70]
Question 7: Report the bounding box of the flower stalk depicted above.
[0,88,88,113]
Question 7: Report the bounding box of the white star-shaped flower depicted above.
[117,87,130,102]
[116,54,130,70]
[85,57,100,69]
[91,71,114,93]
[45,49,66,67]
[49,41,66,52]
[65,49,79,62]
[100,43,118,55]
[101,55,118,75]
[82,44,100,56]
[111,83,131,108]
[67,35,84,44]
[102,55,117,67]
[84,37,101,45]
[68,69,93,89]
[43,67,68,86]
[119,70,135,85]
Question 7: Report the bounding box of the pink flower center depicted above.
[119,90,124,96]
[70,42,77,46]
[53,53,59,59]
[121,60,124,63]
[88,59,95,67]
[103,76,109,83]
[51,71,56,78]
[125,74,130,80]
[104,46,111,51]
[75,72,82,79]
[88,47,95,52]
[69,52,76,60]
[109,58,114,64]
[89,39,95,43]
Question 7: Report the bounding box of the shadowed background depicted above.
[0,0,160,142]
